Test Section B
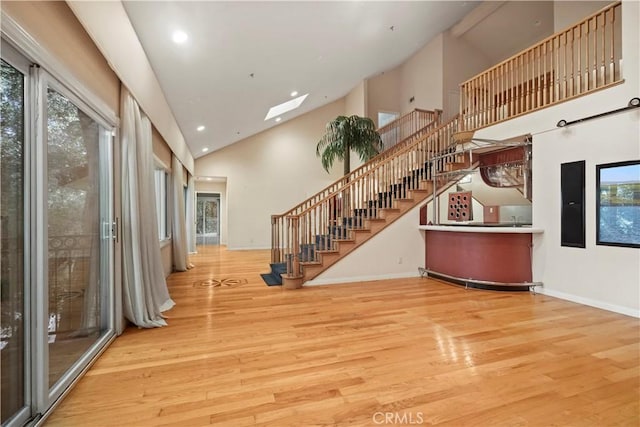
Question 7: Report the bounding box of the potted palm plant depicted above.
[316,115,383,176]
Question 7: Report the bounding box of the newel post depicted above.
[288,215,300,277]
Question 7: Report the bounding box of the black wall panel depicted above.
[561,160,586,248]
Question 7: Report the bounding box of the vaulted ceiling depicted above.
[121,1,571,159]
[122,1,480,158]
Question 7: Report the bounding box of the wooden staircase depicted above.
[285,155,472,288]
[269,115,472,288]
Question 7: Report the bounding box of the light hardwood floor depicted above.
[46,245,639,426]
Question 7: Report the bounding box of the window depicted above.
[596,160,640,248]
[154,167,170,241]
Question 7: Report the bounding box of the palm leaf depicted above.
[316,115,383,175]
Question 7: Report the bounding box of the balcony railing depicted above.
[460,1,622,131]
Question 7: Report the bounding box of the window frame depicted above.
[153,158,171,244]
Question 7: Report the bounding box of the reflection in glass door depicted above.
[1,54,29,426]
[196,194,220,245]
[1,37,116,423]
[45,84,114,395]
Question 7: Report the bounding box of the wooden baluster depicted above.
[609,6,615,83]
[553,37,560,102]
[535,45,541,108]
[290,216,299,276]
[524,50,529,112]
[508,60,513,118]
[591,16,597,87]
[500,63,504,120]
[560,32,566,101]
[489,68,498,123]
[577,24,582,95]
[517,54,522,114]
[599,11,606,86]
[568,29,574,98]
[581,21,591,92]
[476,77,480,128]
[484,72,489,122]
[460,83,465,131]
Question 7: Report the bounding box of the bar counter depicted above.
[419,224,543,289]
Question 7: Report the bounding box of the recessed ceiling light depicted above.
[275,117,282,122]
[172,30,188,44]
[290,91,298,97]
[197,125,205,132]
[201,147,209,153]
[265,94,309,121]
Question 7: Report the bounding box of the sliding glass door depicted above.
[1,47,30,427]
[1,38,115,425]
[196,194,220,245]
[45,83,114,399]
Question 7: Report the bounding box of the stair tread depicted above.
[316,250,339,254]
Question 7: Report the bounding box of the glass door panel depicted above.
[0,57,28,425]
[46,87,109,389]
[196,196,219,245]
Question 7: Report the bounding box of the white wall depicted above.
[471,0,640,317]
[400,34,444,114]
[345,81,368,172]
[553,1,612,32]
[67,1,195,174]
[442,30,492,120]
[195,180,228,246]
[308,203,425,285]
[195,99,345,249]
[367,67,401,127]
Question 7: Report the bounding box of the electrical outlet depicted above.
[398,257,403,264]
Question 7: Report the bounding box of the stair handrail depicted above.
[271,110,442,264]
[280,116,460,274]
[275,109,441,219]
[291,117,459,218]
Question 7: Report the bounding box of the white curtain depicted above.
[171,154,191,270]
[121,87,175,327]
[186,174,197,253]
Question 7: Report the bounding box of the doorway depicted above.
[196,193,220,245]
[377,111,400,150]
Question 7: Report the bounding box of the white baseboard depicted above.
[305,271,421,287]
[539,288,640,318]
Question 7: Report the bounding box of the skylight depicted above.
[264,94,308,121]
